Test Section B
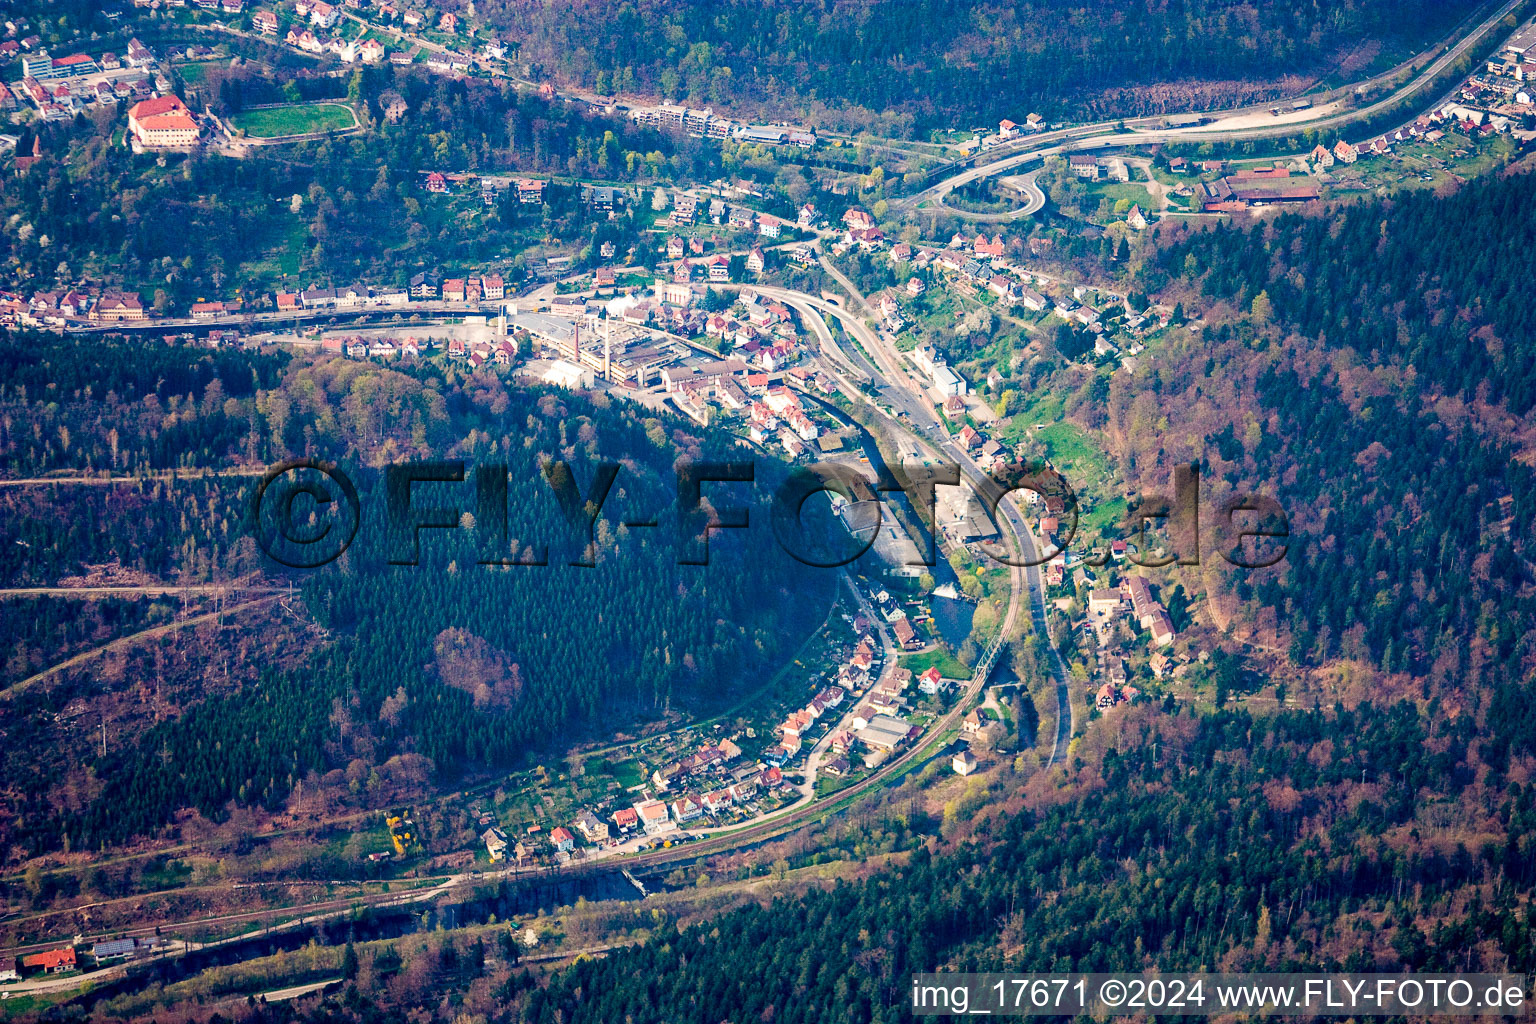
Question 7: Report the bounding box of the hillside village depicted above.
[460,598,976,871]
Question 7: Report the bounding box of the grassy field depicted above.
[899,648,971,679]
[175,59,225,84]
[606,758,645,790]
[232,103,355,138]
[1087,181,1155,211]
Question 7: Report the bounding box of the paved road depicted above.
[895,0,1527,217]
[931,167,1048,222]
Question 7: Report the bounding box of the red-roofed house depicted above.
[22,948,76,974]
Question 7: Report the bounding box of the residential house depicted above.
[91,938,137,961]
[482,826,509,861]
[574,810,609,843]
[953,750,978,775]
[987,274,1018,302]
[1069,154,1099,179]
[1333,140,1359,164]
[308,0,338,28]
[22,948,76,975]
[550,826,575,853]
[612,806,639,832]
[635,799,674,835]
[442,278,466,302]
[1018,285,1047,312]
[670,793,704,823]
[843,208,874,230]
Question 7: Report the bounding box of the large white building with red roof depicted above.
[128,94,200,148]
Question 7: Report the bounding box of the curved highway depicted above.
[934,168,1047,222]
[895,0,1527,218]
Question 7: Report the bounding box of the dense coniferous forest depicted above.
[1153,174,1536,415]
[0,336,832,855]
[483,0,1482,131]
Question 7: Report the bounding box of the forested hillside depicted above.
[0,337,832,856]
[482,0,1481,131]
[110,693,1536,1023]
[0,66,714,307]
[1122,171,1536,678]
[524,700,1536,1024]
